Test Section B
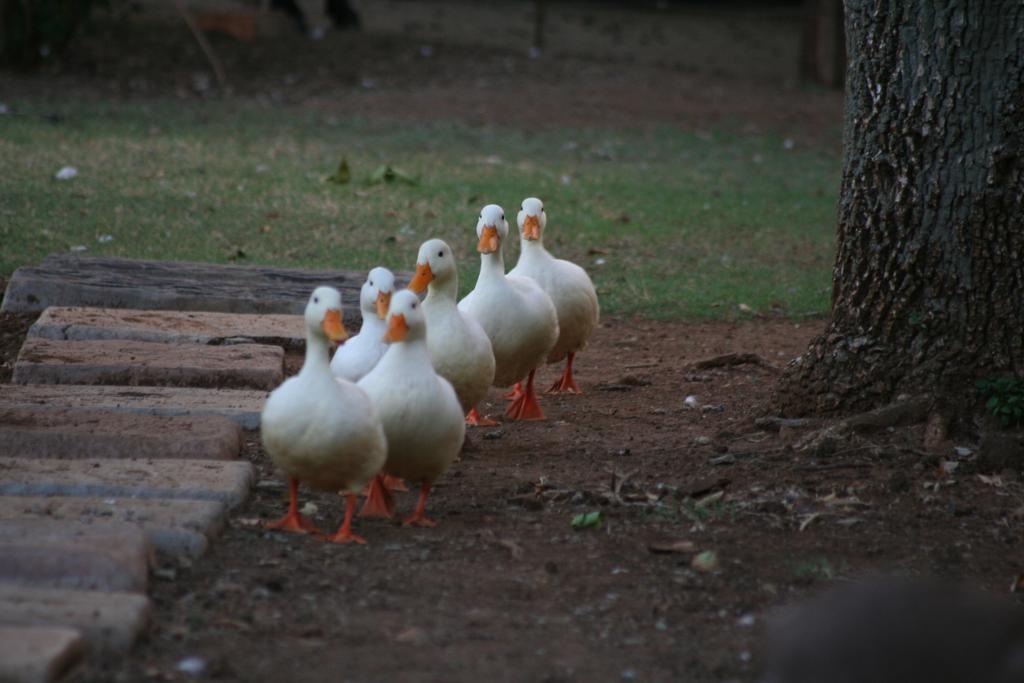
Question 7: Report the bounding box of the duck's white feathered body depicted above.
[423,294,495,413]
[330,267,395,382]
[358,293,465,485]
[510,244,599,363]
[262,287,387,496]
[410,239,496,414]
[262,372,386,494]
[458,208,559,389]
[330,315,386,381]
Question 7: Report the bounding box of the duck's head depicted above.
[382,289,425,343]
[517,197,546,241]
[409,238,455,293]
[305,286,348,344]
[475,204,508,255]
[360,266,396,320]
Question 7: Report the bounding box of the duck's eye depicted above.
[438,250,444,257]
[314,297,319,304]
[501,214,505,220]
[411,302,417,309]
[369,281,373,287]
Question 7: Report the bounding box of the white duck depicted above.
[509,197,600,393]
[358,290,465,526]
[261,286,387,544]
[458,204,559,420]
[408,238,497,426]
[330,266,395,382]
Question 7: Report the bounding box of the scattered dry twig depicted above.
[176,0,227,88]
[688,352,778,371]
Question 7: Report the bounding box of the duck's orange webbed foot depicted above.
[465,407,499,426]
[505,370,545,420]
[503,382,524,401]
[381,474,409,492]
[323,495,368,544]
[265,477,321,534]
[402,483,437,527]
[547,352,582,394]
[359,474,396,518]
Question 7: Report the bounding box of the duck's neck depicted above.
[359,309,387,336]
[476,250,506,286]
[520,238,548,261]
[425,272,458,306]
[300,331,332,378]
[388,334,432,367]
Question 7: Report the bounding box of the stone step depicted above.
[0,520,151,593]
[0,496,228,558]
[0,254,408,324]
[29,306,306,351]
[0,457,255,509]
[0,585,150,659]
[0,384,267,430]
[0,405,242,461]
[0,625,83,683]
[13,337,283,390]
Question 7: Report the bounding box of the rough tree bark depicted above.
[776,0,1024,416]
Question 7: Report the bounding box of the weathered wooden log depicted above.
[0,255,409,324]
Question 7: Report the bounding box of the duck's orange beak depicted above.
[375,290,392,320]
[321,309,348,343]
[521,214,541,240]
[408,262,434,294]
[383,312,408,343]
[477,226,499,254]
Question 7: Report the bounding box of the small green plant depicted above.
[976,375,1024,427]
[570,511,604,530]
[680,497,737,524]
[792,557,837,582]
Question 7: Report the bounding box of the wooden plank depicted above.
[0,254,409,323]
[0,496,227,558]
[0,457,255,509]
[0,384,267,430]
[29,306,306,351]
[0,519,151,593]
[0,405,242,461]
[0,586,150,658]
[13,337,283,390]
[0,625,83,683]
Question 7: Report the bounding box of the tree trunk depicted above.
[775,0,1024,416]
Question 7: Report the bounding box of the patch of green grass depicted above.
[0,100,839,319]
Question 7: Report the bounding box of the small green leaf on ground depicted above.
[571,511,604,530]
[326,157,351,184]
[368,164,418,185]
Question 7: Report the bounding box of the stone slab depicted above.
[29,306,306,351]
[0,625,83,683]
[0,585,150,658]
[13,337,283,390]
[0,405,242,461]
[0,496,228,558]
[0,254,408,323]
[0,457,255,509]
[0,384,267,430]
[0,519,151,593]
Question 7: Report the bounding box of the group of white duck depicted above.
[260,198,599,543]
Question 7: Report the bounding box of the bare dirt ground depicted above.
[70,317,1023,683]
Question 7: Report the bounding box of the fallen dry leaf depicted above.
[647,539,696,554]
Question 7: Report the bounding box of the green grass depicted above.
[0,100,839,319]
